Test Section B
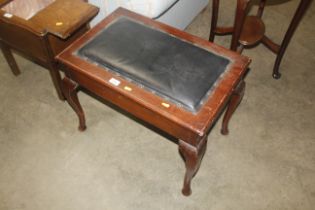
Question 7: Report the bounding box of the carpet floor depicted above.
[1,1,315,210]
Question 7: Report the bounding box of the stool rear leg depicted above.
[221,80,246,135]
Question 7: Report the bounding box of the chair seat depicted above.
[77,17,230,113]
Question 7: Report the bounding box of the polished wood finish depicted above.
[30,0,98,39]
[179,136,207,196]
[221,80,245,135]
[209,0,312,78]
[271,0,312,79]
[230,0,250,51]
[0,41,20,75]
[56,8,251,196]
[0,0,99,100]
[239,16,265,46]
[61,77,86,131]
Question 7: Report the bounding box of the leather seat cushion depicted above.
[77,17,230,113]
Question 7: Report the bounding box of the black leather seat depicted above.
[77,17,230,113]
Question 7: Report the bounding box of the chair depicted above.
[0,0,99,100]
[209,0,312,79]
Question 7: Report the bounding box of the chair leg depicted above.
[1,42,21,76]
[48,63,65,101]
[209,0,220,42]
[230,0,250,51]
[272,0,311,79]
[221,80,246,135]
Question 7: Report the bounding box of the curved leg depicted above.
[179,136,207,196]
[273,0,311,79]
[1,42,21,76]
[221,80,246,135]
[61,77,86,131]
[209,0,220,42]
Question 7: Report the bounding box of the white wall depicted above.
[88,0,208,30]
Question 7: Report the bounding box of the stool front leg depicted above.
[221,80,246,135]
[62,77,86,131]
[179,136,207,196]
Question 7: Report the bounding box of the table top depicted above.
[56,8,250,138]
[0,0,99,38]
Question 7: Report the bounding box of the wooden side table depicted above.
[0,0,99,100]
[209,0,312,79]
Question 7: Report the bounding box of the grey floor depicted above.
[1,1,315,210]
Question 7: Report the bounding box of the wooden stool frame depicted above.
[56,8,251,196]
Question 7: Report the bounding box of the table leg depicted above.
[221,80,246,135]
[209,0,220,42]
[48,63,66,101]
[230,0,250,51]
[1,42,21,76]
[179,135,207,196]
[272,0,311,79]
[257,0,267,18]
[61,77,86,131]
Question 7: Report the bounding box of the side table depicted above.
[0,0,99,100]
[209,0,312,79]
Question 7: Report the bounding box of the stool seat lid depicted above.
[77,17,231,113]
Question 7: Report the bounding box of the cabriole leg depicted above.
[221,80,246,135]
[179,136,207,196]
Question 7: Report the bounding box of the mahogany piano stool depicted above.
[56,8,251,196]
